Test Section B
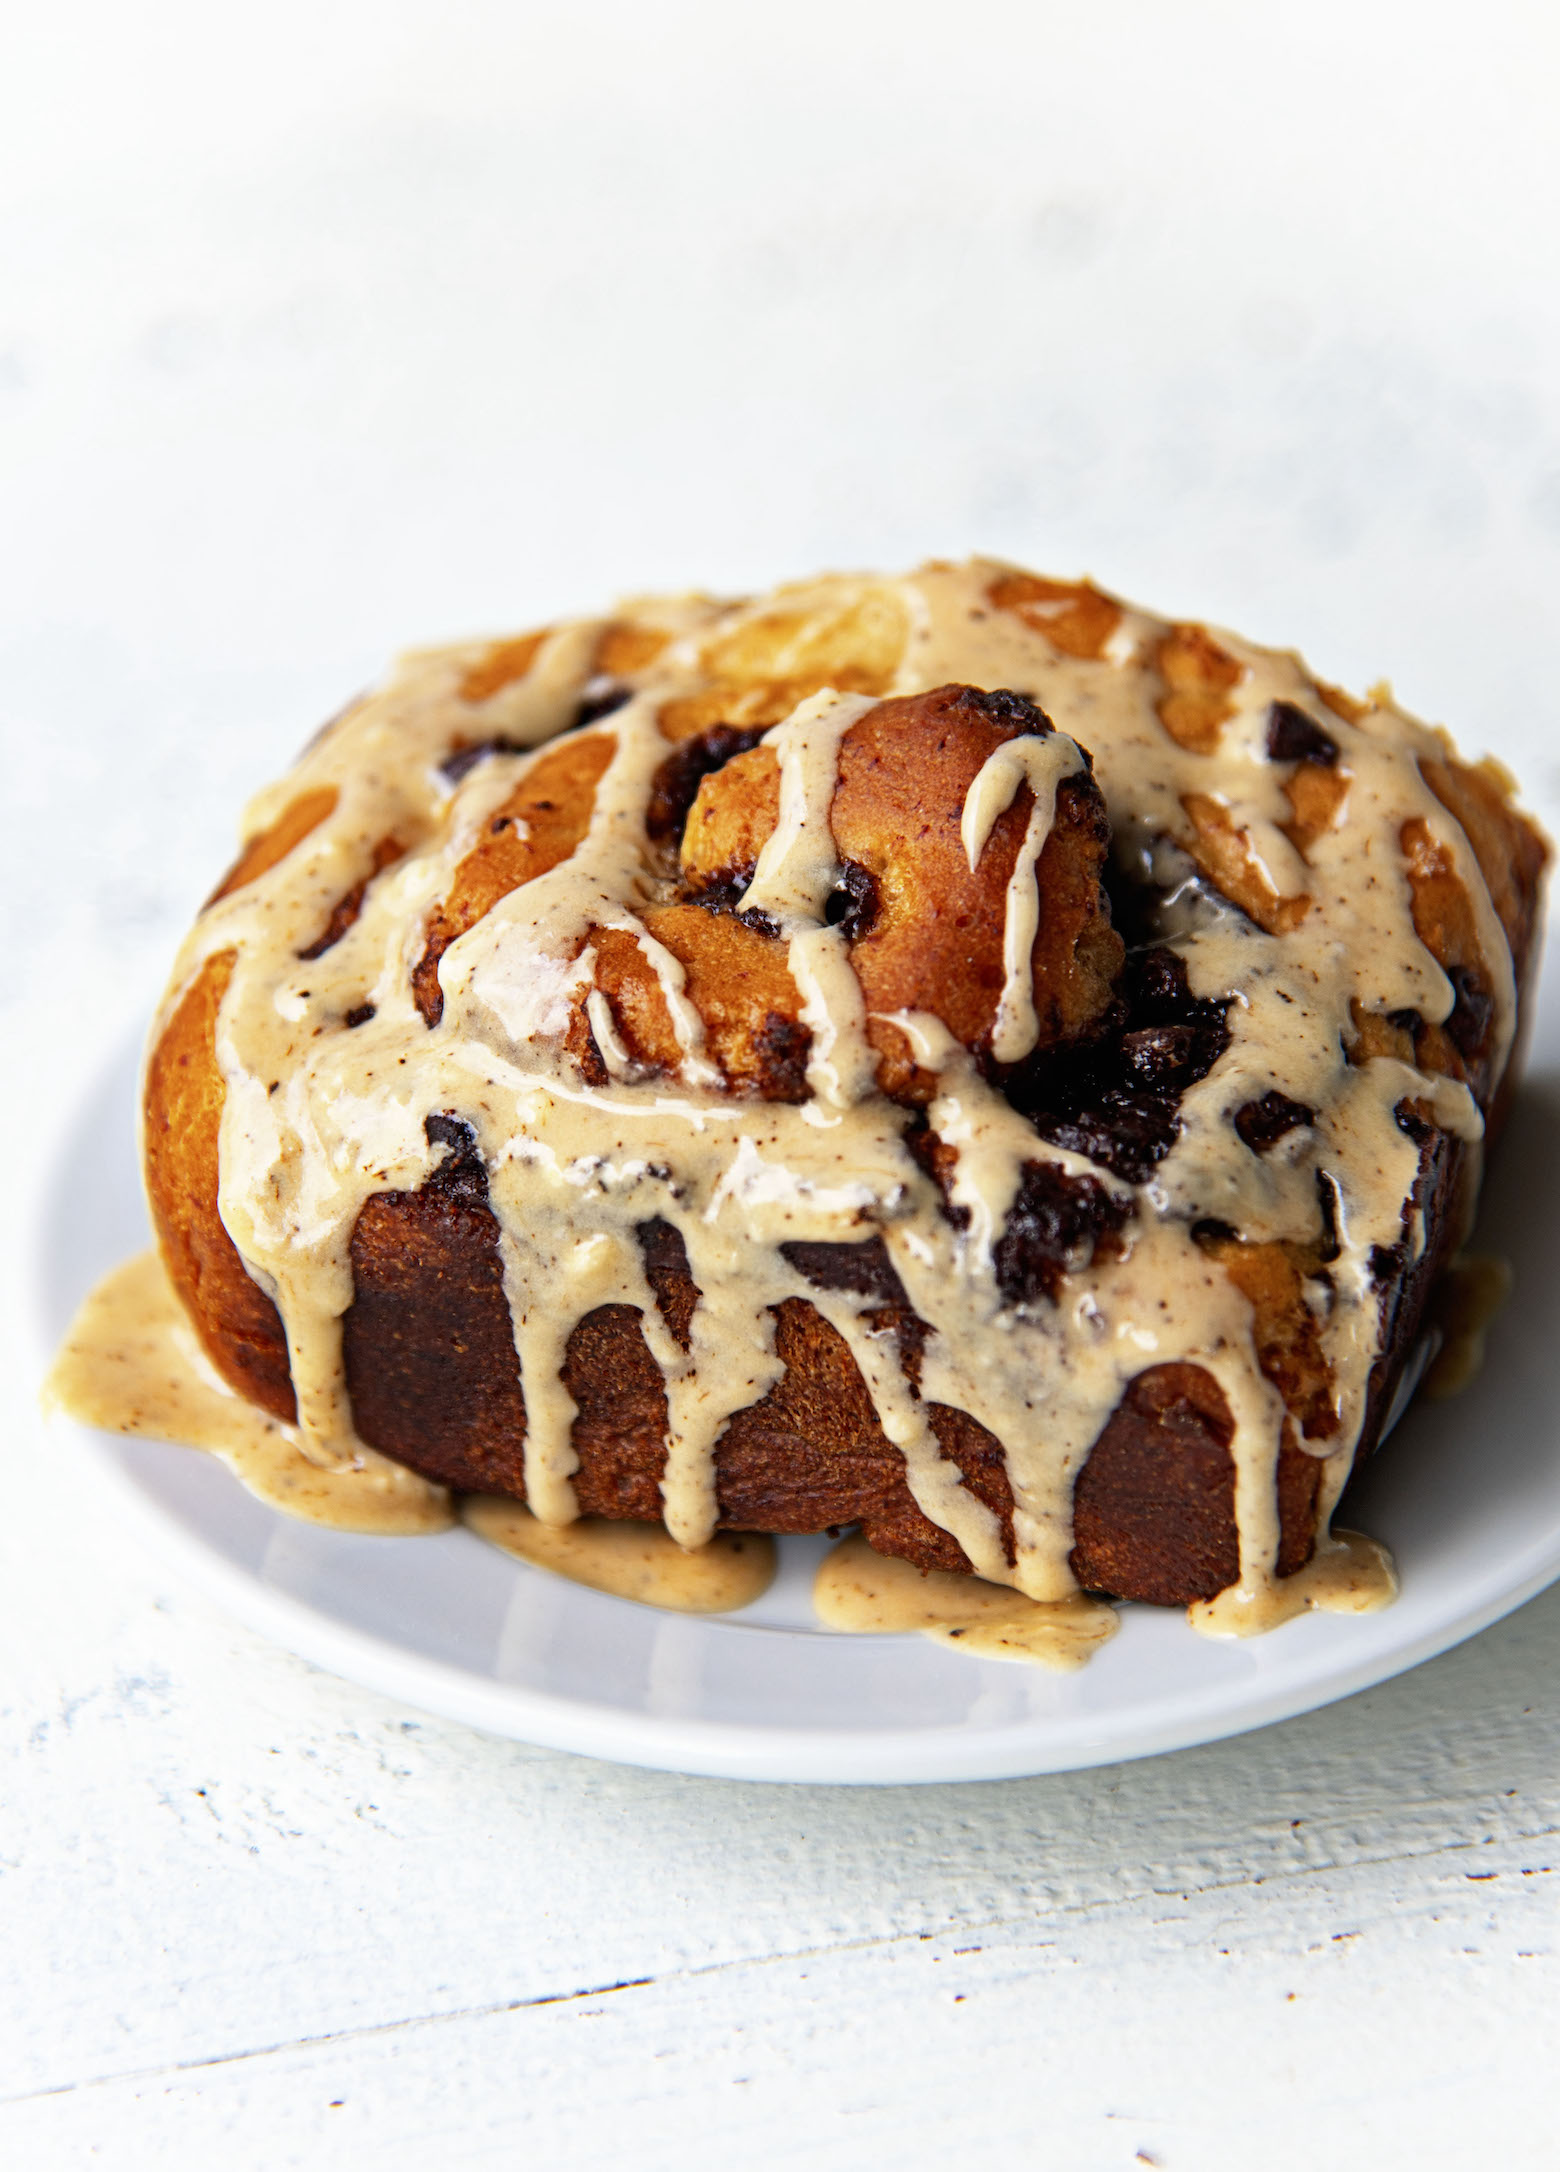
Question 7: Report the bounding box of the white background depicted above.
[3,4,1558,2165]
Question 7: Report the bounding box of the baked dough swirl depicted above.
[140,560,1549,1625]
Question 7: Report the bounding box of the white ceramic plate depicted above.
[36,938,1560,1785]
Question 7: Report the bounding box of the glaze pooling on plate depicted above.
[813,1534,1122,1668]
[46,1250,451,1535]
[63,559,1546,1650]
[463,1496,777,1614]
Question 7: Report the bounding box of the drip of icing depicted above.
[959,733,1087,1062]
[605,914,721,1090]
[742,688,881,1109]
[1188,1528,1397,1637]
[502,1223,628,1525]
[584,983,636,1078]
[655,1230,784,1552]
[808,1286,1010,1583]
[92,559,1540,1657]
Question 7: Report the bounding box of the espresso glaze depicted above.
[463,1496,777,1612]
[816,1525,1393,1663]
[814,1534,1119,1668]
[46,1251,451,1534]
[55,560,1541,1649]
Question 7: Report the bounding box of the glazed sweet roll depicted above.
[134,561,1548,1624]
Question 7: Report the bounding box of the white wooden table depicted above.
[4,7,1558,2164]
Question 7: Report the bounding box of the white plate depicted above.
[35,941,1560,1786]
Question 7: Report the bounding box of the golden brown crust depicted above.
[1317,681,1371,726]
[576,909,812,1101]
[143,952,295,1421]
[1181,791,1311,937]
[676,684,1123,1100]
[337,1185,1325,1604]
[344,1161,527,1490]
[642,905,811,1097]
[1070,1365,1320,1604]
[458,630,549,705]
[1339,756,1548,1106]
[1071,1363,1238,1600]
[987,571,1122,661]
[1280,762,1351,857]
[833,688,1122,1091]
[1155,624,1243,755]
[1401,815,1499,1096]
[680,744,781,893]
[595,622,672,678]
[205,787,339,909]
[1422,753,1550,971]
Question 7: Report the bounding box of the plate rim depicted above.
[51,1415,1560,1784]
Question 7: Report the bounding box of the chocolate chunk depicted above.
[961,686,1055,738]
[424,1111,488,1201]
[1007,946,1233,1184]
[750,1011,811,1101]
[1266,702,1339,766]
[904,1117,971,1232]
[1121,1023,1202,1084]
[1128,946,1202,1011]
[298,882,371,961]
[646,725,769,845]
[343,1002,377,1029]
[687,870,758,914]
[993,1160,1129,1307]
[680,861,782,940]
[573,677,632,729]
[1234,1090,1313,1152]
[1034,1099,1180,1181]
[1394,1099,1436,1147]
[1191,1219,1238,1247]
[824,860,880,942]
[440,736,524,785]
